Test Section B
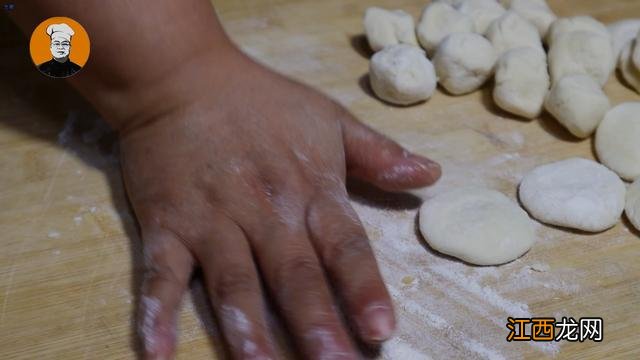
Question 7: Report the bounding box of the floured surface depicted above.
[1,1,640,360]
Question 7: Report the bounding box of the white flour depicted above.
[383,337,432,360]
[139,295,162,354]
[356,202,567,359]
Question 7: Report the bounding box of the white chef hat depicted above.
[46,23,75,42]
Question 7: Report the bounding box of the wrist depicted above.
[71,41,248,134]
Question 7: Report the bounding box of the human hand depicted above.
[119,50,441,360]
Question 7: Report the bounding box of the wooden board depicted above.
[1,1,639,359]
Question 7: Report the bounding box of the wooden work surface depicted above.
[1,1,639,359]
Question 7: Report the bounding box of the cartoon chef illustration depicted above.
[37,23,82,78]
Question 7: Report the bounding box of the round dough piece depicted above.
[595,102,640,181]
[433,33,497,95]
[546,16,609,46]
[544,74,610,138]
[626,178,640,232]
[607,19,640,67]
[419,188,535,265]
[508,0,556,38]
[548,30,614,86]
[417,2,474,55]
[519,158,626,232]
[618,40,640,93]
[493,47,549,119]
[364,7,419,52]
[485,11,543,56]
[369,44,437,105]
[457,0,507,35]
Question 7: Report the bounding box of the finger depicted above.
[139,228,194,360]
[339,113,441,191]
[251,218,359,359]
[196,215,276,359]
[306,190,395,344]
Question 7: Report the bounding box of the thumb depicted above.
[340,114,441,192]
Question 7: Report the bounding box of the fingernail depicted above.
[411,158,442,184]
[361,304,395,342]
[410,156,440,171]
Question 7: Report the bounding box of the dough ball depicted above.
[595,102,640,181]
[364,7,419,52]
[618,40,640,93]
[519,158,626,232]
[493,47,549,119]
[626,178,640,232]
[607,19,640,67]
[546,16,609,46]
[548,30,614,86]
[485,11,543,56]
[508,0,556,38]
[419,188,535,265]
[457,0,507,35]
[369,44,437,105]
[417,2,474,55]
[433,33,497,95]
[544,74,610,138]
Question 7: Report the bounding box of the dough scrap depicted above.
[626,178,640,232]
[519,158,626,232]
[618,40,640,93]
[417,2,474,55]
[507,0,556,38]
[546,16,609,46]
[364,7,419,52]
[419,188,535,265]
[607,19,640,67]
[433,33,497,95]
[457,0,507,35]
[544,74,610,138]
[493,47,549,119]
[595,102,640,181]
[548,30,614,86]
[485,11,543,56]
[369,44,437,105]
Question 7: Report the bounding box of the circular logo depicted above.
[29,17,90,78]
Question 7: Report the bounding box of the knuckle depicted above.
[142,238,170,270]
[307,193,357,232]
[143,262,184,288]
[272,174,312,202]
[242,168,271,199]
[273,254,322,289]
[142,230,189,263]
[141,232,193,291]
[324,235,370,265]
[287,176,310,195]
[306,197,370,264]
[213,268,259,300]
